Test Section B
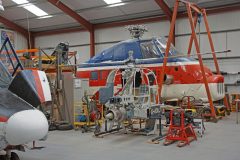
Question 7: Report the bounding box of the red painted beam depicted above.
[90,30,95,57]
[33,3,240,37]
[0,15,29,37]
[47,0,93,31]
[154,0,172,21]
[154,0,175,45]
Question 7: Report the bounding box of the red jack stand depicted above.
[164,109,197,147]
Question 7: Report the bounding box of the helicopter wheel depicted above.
[10,152,20,160]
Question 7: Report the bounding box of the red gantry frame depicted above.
[158,0,230,119]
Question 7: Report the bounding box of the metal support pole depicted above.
[158,0,179,100]
[202,9,230,111]
[202,9,220,74]
[186,4,216,118]
[187,13,198,56]
[159,118,162,137]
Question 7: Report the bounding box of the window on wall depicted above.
[90,71,98,80]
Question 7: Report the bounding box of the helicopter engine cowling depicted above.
[106,108,127,122]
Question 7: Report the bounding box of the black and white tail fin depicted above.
[8,70,51,107]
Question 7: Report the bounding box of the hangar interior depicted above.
[0,0,240,160]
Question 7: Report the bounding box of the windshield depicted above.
[140,41,161,59]
[156,37,182,57]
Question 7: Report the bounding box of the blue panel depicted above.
[82,37,197,69]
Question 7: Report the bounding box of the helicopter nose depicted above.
[5,110,48,145]
[207,74,224,83]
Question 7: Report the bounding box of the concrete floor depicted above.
[18,113,240,160]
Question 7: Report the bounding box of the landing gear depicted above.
[0,152,20,160]
[10,152,20,160]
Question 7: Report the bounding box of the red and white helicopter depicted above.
[76,26,225,103]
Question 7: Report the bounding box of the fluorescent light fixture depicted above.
[37,15,53,19]
[24,5,48,16]
[12,0,28,5]
[103,0,122,5]
[12,0,49,17]
[107,2,126,7]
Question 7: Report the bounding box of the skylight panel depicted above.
[24,4,48,16]
[12,0,49,17]
[103,0,122,4]
[12,0,28,5]
[37,15,53,19]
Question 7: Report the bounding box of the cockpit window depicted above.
[156,37,182,57]
[140,41,160,59]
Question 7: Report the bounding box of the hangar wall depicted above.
[34,10,240,73]
[16,32,28,49]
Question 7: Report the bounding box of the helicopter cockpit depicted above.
[140,37,182,59]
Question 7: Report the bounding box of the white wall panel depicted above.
[200,33,227,58]
[95,21,170,43]
[144,22,170,38]
[35,31,90,48]
[227,31,240,57]
[205,11,240,32]
[95,27,129,43]
[176,18,192,35]
[176,10,240,35]
[71,46,90,64]
[15,32,28,50]
[175,35,197,55]
[175,36,189,54]
[204,59,240,73]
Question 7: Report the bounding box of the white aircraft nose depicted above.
[5,109,48,145]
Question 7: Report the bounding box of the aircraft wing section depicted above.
[0,61,12,88]
[0,88,33,121]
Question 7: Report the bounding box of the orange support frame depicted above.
[202,10,230,111]
[158,0,228,119]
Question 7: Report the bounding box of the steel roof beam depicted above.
[154,0,175,45]
[154,0,173,21]
[0,16,29,37]
[47,0,93,31]
[0,16,34,48]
